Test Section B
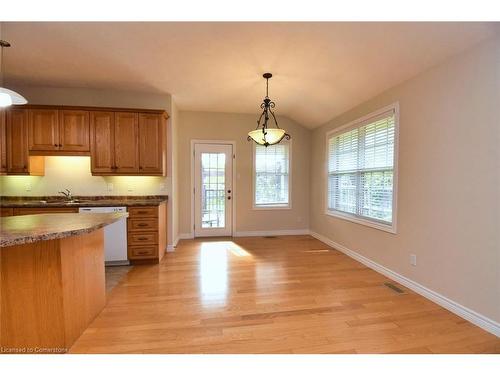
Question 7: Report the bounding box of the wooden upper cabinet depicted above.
[114,112,139,173]
[0,110,6,174]
[6,109,29,174]
[59,110,90,152]
[3,105,167,176]
[90,111,115,174]
[28,109,59,151]
[139,113,164,175]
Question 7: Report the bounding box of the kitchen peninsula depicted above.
[0,212,128,353]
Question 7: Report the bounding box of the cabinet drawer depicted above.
[128,206,158,218]
[128,232,158,246]
[129,246,157,259]
[128,218,158,231]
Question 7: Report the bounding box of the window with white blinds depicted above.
[254,142,290,208]
[326,105,398,232]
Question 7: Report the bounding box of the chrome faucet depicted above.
[58,188,73,201]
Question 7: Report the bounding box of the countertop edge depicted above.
[0,212,129,248]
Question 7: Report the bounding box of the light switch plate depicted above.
[107,183,114,192]
[25,182,32,192]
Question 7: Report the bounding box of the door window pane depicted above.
[201,152,226,228]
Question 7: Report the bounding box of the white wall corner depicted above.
[308,231,500,338]
[179,233,195,240]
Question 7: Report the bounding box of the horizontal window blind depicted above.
[255,143,290,207]
[327,109,395,225]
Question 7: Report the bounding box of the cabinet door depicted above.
[0,110,6,174]
[28,109,60,151]
[114,112,139,173]
[6,109,29,174]
[59,110,90,152]
[90,111,115,174]
[138,113,164,175]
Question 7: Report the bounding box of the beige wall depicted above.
[309,36,500,322]
[178,111,310,236]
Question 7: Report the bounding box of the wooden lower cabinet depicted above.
[0,207,14,217]
[127,203,167,263]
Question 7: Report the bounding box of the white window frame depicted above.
[252,140,292,210]
[324,103,399,234]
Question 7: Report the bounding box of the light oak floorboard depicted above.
[69,235,500,354]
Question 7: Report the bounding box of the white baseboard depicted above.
[233,229,310,237]
[309,231,500,338]
[167,235,182,252]
[179,232,194,240]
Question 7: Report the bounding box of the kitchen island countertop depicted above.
[0,212,128,247]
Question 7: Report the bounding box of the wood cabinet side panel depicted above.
[0,241,66,350]
[60,230,106,348]
[158,202,167,262]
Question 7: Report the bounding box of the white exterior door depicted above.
[194,143,233,237]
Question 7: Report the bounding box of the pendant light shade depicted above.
[0,87,28,107]
[248,128,286,146]
[247,73,290,147]
[0,40,27,108]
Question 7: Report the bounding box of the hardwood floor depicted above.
[105,265,133,294]
[70,235,500,354]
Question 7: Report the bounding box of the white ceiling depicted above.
[2,22,498,128]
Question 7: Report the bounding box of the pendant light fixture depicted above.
[247,73,290,147]
[0,40,27,108]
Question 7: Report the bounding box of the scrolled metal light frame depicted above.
[247,73,290,147]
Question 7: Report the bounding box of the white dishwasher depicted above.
[78,207,129,266]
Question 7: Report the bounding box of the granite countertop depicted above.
[0,212,129,247]
[0,195,168,208]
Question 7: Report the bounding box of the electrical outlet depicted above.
[159,183,165,191]
[25,182,32,192]
[410,254,417,266]
[107,183,114,192]
[127,184,134,192]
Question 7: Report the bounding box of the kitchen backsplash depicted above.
[0,156,170,197]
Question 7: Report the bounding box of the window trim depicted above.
[252,139,292,210]
[324,102,399,234]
